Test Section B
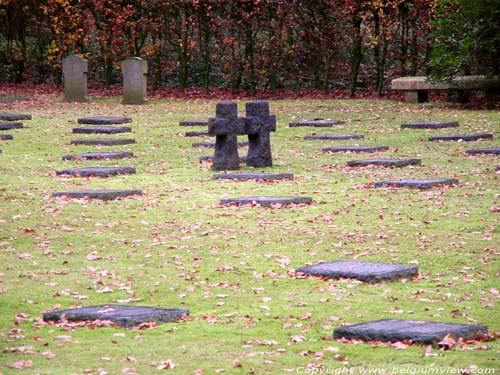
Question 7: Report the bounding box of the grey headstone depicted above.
[0,122,23,130]
[73,126,132,134]
[296,260,417,283]
[77,116,132,125]
[304,134,364,140]
[55,167,136,177]
[244,101,276,168]
[122,57,148,105]
[374,178,458,189]
[185,130,210,137]
[347,158,422,167]
[62,55,88,102]
[323,146,389,153]
[62,151,133,160]
[52,189,143,200]
[43,304,188,328]
[429,133,493,142]
[71,138,136,146]
[0,134,13,140]
[221,196,312,207]
[466,148,500,155]
[333,319,488,344]
[0,113,32,121]
[401,121,459,129]
[289,119,345,127]
[179,120,209,127]
[213,173,293,181]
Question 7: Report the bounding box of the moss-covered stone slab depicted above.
[73,126,132,134]
[221,196,312,207]
[289,119,345,127]
[192,141,249,148]
[347,158,422,167]
[429,133,493,142]
[55,167,136,177]
[374,178,458,189]
[466,148,500,155]
[77,116,132,125]
[51,189,143,200]
[179,120,209,127]
[0,113,32,121]
[0,122,23,130]
[333,319,488,344]
[62,151,134,160]
[0,134,13,140]
[71,138,136,146]
[43,304,188,328]
[213,173,294,181]
[323,146,389,153]
[185,130,210,137]
[401,121,459,129]
[296,261,417,283]
[304,134,364,140]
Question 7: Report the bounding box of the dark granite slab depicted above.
[466,148,500,155]
[185,130,210,137]
[199,155,247,163]
[429,133,493,142]
[213,173,294,181]
[77,116,132,125]
[304,134,364,140]
[296,260,417,283]
[221,196,312,207]
[62,151,134,160]
[401,121,459,129]
[56,167,136,177]
[0,122,23,130]
[71,138,136,146]
[52,189,143,200]
[333,319,488,344]
[374,178,458,189]
[0,113,32,121]
[179,120,209,127]
[289,119,345,127]
[192,141,249,148]
[73,126,132,134]
[43,304,189,328]
[0,134,13,140]
[347,158,422,167]
[0,97,30,103]
[323,146,389,153]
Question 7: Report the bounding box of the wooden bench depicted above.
[391,75,500,104]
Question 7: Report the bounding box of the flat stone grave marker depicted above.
[304,134,364,140]
[192,140,249,148]
[77,116,132,125]
[429,133,493,142]
[71,138,136,146]
[213,173,294,181]
[466,148,500,155]
[52,189,143,200]
[185,130,210,137]
[296,260,418,283]
[374,178,458,189]
[221,196,312,207]
[0,113,32,121]
[347,158,422,167]
[333,319,488,344]
[62,151,133,160]
[289,119,345,127]
[0,134,13,140]
[73,126,132,134]
[199,155,247,163]
[0,122,23,130]
[323,146,389,153]
[56,167,136,177]
[401,121,458,129]
[0,97,30,103]
[179,120,209,127]
[43,304,188,328]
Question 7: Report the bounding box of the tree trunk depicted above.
[349,17,363,97]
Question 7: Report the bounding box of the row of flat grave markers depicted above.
[0,113,33,155]
[52,116,143,201]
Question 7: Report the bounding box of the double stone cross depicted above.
[208,101,276,171]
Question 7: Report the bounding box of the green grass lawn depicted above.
[0,97,498,375]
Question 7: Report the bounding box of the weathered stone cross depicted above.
[244,101,276,168]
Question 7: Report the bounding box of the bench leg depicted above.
[405,90,428,103]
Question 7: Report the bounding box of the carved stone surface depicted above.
[333,319,488,344]
[0,113,32,121]
[221,196,312,207]
[43,304,189,328]
[0,134,13,140]
[73,126,132,134]
[323,146,389,153]
[0,122,23,130]
[466,148,500,155]
[244,101,276,168]
[401,121,459,129]
[213,173,293,181]
[347,158,422,167]
[62,55,89,102]
[52,189,143,200]
[77,116,132,125]
[304,134,364,140]
[296,261,418,283]
[289,119,345,127]
[428,133,493,142]
[122,57,148,104]
[62,151,134,160]
[374,178,459,189]
[55,167,136,177]
[71,138,136,146]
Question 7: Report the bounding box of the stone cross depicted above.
[208,101,245,171]
[62,55,88,102]
[122,57,148,104]
[244,101,276,167]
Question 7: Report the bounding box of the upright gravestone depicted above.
[122,57,148,105]
[62,55,89,102]
[244,101,276,168]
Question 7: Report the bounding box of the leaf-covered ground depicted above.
[0,95,498,375]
